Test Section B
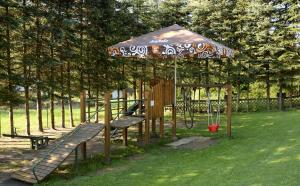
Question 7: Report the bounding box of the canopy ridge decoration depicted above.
[108,24,234,59]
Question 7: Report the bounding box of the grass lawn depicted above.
[0,107,105,135]
[38,110,300,186]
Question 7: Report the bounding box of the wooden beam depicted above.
[104,92,111,164]
[80,91,86,123]
[226,84,232,138]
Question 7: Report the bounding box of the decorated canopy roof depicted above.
[108,24,234,59]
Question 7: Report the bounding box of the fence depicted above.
[176,96,300,113]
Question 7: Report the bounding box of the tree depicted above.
[0,0,21,136]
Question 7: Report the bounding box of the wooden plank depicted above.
[111,117,145,128]
[34,163,58,170]
[33,165,55,172]
[18,169,48,178]
[38,161,61,168]
[13,171,42,181]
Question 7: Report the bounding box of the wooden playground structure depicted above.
[10,24,234,184]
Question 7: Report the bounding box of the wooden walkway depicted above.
[11,123,104,184]
[111,116,145,128]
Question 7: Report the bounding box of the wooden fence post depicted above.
[226,84,232,138]
[104,92,111,164]
[80,91,86,123]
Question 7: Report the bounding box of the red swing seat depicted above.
[208,123,220,133]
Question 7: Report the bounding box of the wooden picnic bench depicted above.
[2,134,55,150]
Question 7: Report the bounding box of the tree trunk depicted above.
[6,5,14,137]
[23,0,30,135]
[35,2,43,132]
[266,64,271,111]
[246,86,250,112]
[36,69,43,132]
[67,60,74,127]
[236,81,240,112]
[50,91,55,129]
[50,35,55,130]
[87,74,91,122]
[68,95,74,127]
[95,88,99,123]
[24,83,30,135]
[61,65,65,128]
[278,79,283,111]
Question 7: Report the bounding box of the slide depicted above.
[123,101,144,116]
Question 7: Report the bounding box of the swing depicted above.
[182,87,195,129]
[206,87,221,133]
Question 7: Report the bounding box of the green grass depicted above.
[38,110,300,186]
[0,108,82,135]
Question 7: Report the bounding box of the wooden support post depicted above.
[226,84,232,138]
[81,142,87,160]
[151,117,157,137]
[138,80,143,142]
[159,116,164,138]
[80,91,86,123]
[144,91,150,145]
[123,89,128,113]
[171,104,177,141]
[123,128,128,146]
[104,93,111,164]
[74,146,78,171]
[117,88,120,119]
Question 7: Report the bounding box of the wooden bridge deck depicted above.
[11,123,104,184]
[111,116,145,128]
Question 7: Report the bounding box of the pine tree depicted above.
[270,0,300,110]
[0,0,21,136]
[159,0,189,27]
